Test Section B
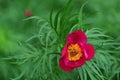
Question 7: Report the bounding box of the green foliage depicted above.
[0,0,120,80]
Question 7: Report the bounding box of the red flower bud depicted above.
[25,10,32,17]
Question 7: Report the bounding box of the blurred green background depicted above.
[0,0,120,79]
[0,0,120,55]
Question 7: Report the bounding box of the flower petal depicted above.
[61,44,68,57]
[64,54,86,68]
[67,30,87,44]
[84,44,95,60]
[59,57,73,72]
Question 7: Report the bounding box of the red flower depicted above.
[25,10,32,17]
[59,30,95,72]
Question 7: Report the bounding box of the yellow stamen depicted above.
[68,43,83,61]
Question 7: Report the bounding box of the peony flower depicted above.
[59,30,95,72]
[25,9,32,17]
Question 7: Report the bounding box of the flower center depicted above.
[68,43,83,61]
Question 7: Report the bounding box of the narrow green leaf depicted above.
[50,8,54,28]
[54,10,61,31]
[78,1,88,29]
